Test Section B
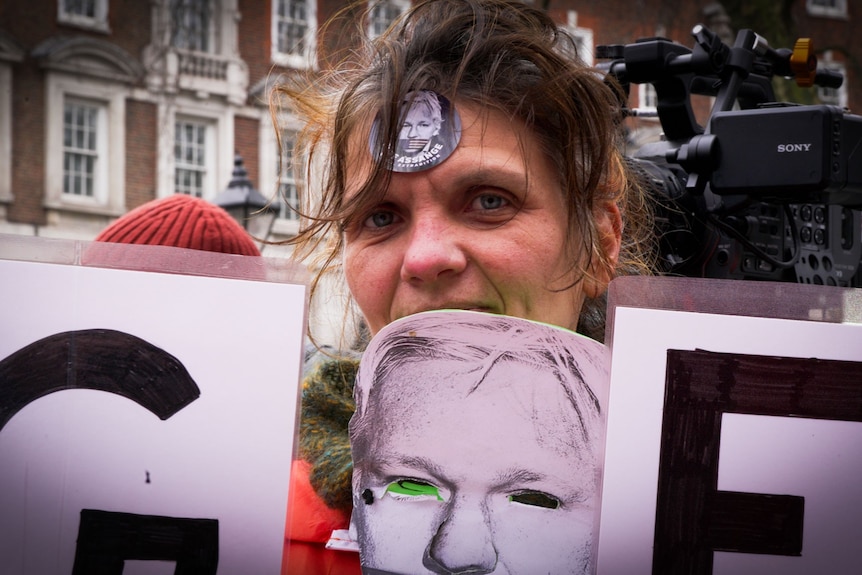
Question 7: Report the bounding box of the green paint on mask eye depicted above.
[386,479,443,500]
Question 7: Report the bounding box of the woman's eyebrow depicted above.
[448,165,529,191]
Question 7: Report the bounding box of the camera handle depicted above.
[660,28,836,203]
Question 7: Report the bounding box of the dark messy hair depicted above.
[272,0,656,344]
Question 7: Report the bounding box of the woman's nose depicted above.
[400,217,467,283]
[423,498,497,575]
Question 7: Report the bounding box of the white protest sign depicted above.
[599,277,862,575]
[0,239,307,574]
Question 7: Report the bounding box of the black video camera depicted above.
[598,25,862,286]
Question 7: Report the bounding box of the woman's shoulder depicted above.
[302,344,361,398]
[298,344,360,513]
[304,343,361,376]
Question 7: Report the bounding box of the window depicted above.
[63,0,97,19]
[0,33,24,205]
[817,53,848,108]
[156,105,229,202]
[277,130,301,221]
[40,37,134,215]
[368,0,409,38]
[273,0,316,68]
[561,11,594,67]
[806,0,848,19]
[143,0,247,104]
[63,100,104,199]
[170,0,213,52]
[47,88,117,210]
[174,119,212,198]
[58,0,109,31]
[639,83,659,114]
[258,112,301,237]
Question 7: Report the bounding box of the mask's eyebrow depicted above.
[369,453,450,483]
[492,467,546,491]
[492,466,590,503]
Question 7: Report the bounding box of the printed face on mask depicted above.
[353,356,599,575]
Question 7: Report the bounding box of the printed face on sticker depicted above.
[372,90,462,173]
[399,99,439,154]
[351,318,603,575]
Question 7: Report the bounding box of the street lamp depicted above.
[214,153,279,244]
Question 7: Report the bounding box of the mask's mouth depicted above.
[405,138,429,151]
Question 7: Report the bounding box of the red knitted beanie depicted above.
[95,194,261,256]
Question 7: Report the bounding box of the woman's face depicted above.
[343,102,620,336]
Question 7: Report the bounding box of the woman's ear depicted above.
[583,199,622,299]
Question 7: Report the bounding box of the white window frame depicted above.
[157,101,232,202]
[62,98,107,201]
[562,11,594,67]
[817,52,848,108]
[277,128,301,223]
[174,117,215,198]
[169,0,215,53]
[0,37,23,206]
[368,0,409,39]
[0,61,11,203]
[638,83,659,117]
[143,0,247,105]
[58,0,110,33]
[260,113,303,237]
[272,0,317,69]
[45,75,125,214]
[146,0,239,59]
[806,0,848,19]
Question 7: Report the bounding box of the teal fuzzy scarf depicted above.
[299,358,359,513]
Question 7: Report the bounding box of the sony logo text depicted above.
[777,143,813,152]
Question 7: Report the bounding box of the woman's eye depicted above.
[508,491,560,509]
[385,479,443,501]
[364,211,397,229]
[472,194,508,211]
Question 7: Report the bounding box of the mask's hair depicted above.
[350,313,605,459]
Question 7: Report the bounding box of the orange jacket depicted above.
[282,460,362,575]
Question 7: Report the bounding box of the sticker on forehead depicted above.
[372,90,462,173]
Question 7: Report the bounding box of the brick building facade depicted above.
[1,0,856,240]
[0,0,858,338]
